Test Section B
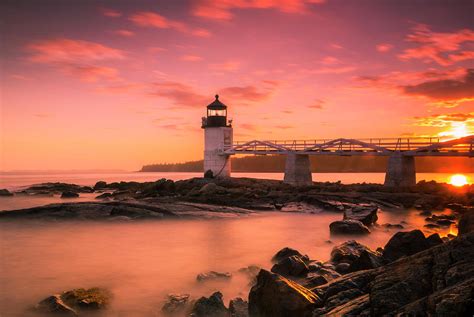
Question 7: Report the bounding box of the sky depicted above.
[1,0,473,171]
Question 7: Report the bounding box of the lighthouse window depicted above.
[208,109,226,116]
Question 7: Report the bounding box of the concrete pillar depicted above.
[384,154,416,187]
[284,153,313,186]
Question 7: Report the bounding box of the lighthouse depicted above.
[202,95,233,178]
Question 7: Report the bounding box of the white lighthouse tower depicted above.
[202,95,233,178]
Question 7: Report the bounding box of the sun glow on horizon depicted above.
[438,122,471,140]
[449,174,469,187]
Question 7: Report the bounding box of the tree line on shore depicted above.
[141,155,474,173]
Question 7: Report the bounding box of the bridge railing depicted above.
[229,136,473,154]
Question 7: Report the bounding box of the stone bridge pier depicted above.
[283,153,313,186]
[384,153,416,187]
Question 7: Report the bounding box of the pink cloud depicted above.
[62,65,120,82]
[180,55,203,62]
[321,56,340,65]
[101,8,122,18]
[27,38,125,63]
[151,81,209,107]
[376,43,393,53]
[129,11,211,37]
[219,85,274,102]
[114,29,135,37]
[310,66,357,74]
[399,24,474,66]
[308,99,325,109]
[210,61,241,72]
[192,0,326,21]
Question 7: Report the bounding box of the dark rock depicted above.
[161,294,190,315]
[330,240,383,273]
[36,295,77,316]
[343,205,378,226]
[382,229,442,262]
[93,181,107,190]
[329,220,370,235]
[238,265,260,285]
[419,210,432,216]
[426,233,444,248]
[436,219,455,226]
[204,170,214,179]
[424,223,441,229]
[458,212,474,235]
[61,287,111,310]
[334,262,351,274]
[229,298,248,317]
[271,255,309,277]
[196,271,232,282]
[61,191,79,198]
[271,247,303,263]
[382,223,404,229]
[248,269,320,317]
[95,192,112,199]
[0,189,13,196]
[190,291,228,317]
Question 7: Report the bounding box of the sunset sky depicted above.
[1,0,473,171]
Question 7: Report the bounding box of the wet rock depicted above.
[24,182,92,195]
[161,294,191,315]
[329,220,370,235]
[199,183,226,195]
[190,291,228,317]
[248,269,320,317]
[36,295,78,316]
[61,191,79,198]
[436,219,455,226]
[426,233,444,248]
[458,212,474,235]
[0,189,13,196]
[334,262,351,274]
[238,265,260,285]
[36,287,111,315]
[382,223,404,229]
[271,255,309,277]
[229,298,248,317]
[271,247,304,263]
[424,223,440,229]
[330,240,383,273]
[419,210,432,216]
[382,229,442,262]
[343,205,378,226]
[196,271,232,282]
[93,181,107,190]
[61,287,111,310]
[95,192,112,199]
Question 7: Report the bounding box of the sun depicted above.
[438,122,470,139]
[449,174,469,187]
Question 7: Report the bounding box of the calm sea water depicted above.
[0,172,464,316]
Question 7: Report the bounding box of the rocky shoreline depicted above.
[2,177,474,316]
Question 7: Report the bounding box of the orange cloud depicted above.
[27,38,125,63]
[308,99,325,109]
[151,81,209,107]
[413,112,474,127]
[399,24,474,66]
[129,11,211,37]
[192,0,326,21]
[219,85,274,102]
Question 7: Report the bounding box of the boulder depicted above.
[196,271,232,282]
[161,294,191,315]
[329,220,370,235]
[35,288,111,315]
[382,230,442,262]
[0,189,13,196]
[35,295,77,316]
[199,183,226,195]
[93,181,107,190]
[60,287,111,310]
[61,191,79,198]
[343,205,378,226]
[190,292,228,317]
[229,297,248,317]
[271,255,309,277]
[271,247,303,263]
[458,212,474,235]
[330,240,383,273]
[248,269,320,317]
[95,192,112,199]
